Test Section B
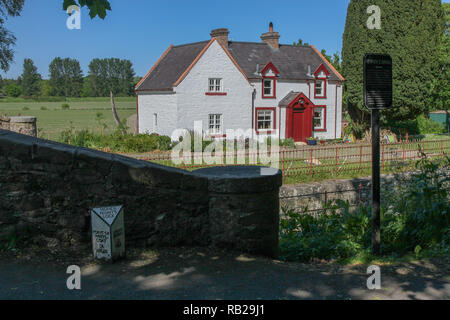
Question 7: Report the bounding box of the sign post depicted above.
[364,54,393,255]
[91,205,125,261]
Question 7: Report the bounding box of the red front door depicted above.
[292,108,312,142]
[284,92,315,143]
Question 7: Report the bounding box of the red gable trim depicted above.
[314,63,330,78]
[261,62,280,76]
[135,44,174,91]
[310,45,345,81]
[286,92,315,108]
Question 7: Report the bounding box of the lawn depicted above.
[0,97,137,140]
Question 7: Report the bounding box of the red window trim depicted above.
[205,92,227,96]
[313,105,327,132]
[255,107,277,134]
[314,63,330,78]
[262,76,277,99]
[261,62,280,76]
[209,134,227,138]
[314,78,327,99]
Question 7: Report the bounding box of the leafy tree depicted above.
[63,0,111,19]
[87,58,135,97]
[0,0,24,72]
[40,79,54,96]
[293,39,309,46]
[49,57,84,97]
[5,82,21,97]
[320,49,342,75]
[342,0,445,125]
[21,58,41,97]
[0,1,110,73]
[430,3,449,111]
[294,40,342,75]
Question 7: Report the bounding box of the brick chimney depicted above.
[210,28,229,48]
[261,22,280,49]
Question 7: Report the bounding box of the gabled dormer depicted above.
[261,62,279,99]
[314,64,330,99]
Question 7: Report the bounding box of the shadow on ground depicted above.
[0,247,448,300]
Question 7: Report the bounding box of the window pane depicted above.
[263,79,273,96]
[257,110,272,130]
[209,79,222,92]
[316,80,324,96]
[314,108,324,129]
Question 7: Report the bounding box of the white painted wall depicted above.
[176,40,254,137]
[138,91,177,137]
[137,40,343,142]
[252,78,342,140]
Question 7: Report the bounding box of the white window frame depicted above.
[315,79,325,97]
[208,114,222,135]
[313,107,325,130]
[263,78,274,97]
[256,109,274,132]
[208,78,223,93]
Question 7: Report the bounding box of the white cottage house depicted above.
[135,24,344,143]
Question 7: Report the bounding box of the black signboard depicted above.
[364,54,392,109]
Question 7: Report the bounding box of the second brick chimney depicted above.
[210,28,229,48]
[261,22,280,49]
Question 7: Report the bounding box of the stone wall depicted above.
[0,115,10,130]
[0,116,37,137]
[0,129,281,258]
[279,170,448,214]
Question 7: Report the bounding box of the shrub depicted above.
[388,114,445,136]
[416,115,445,134]
[280,153,450,262]
[5,84,22,97]
[40,106,48,111]
[280,138,295,148]
[22,107,29,111]
[59,127,173,153]
[61,103,70,110]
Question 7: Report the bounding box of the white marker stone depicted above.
[91,205,125,261]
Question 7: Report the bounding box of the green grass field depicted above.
[0,97,137,140]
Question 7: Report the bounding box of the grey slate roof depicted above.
[136,41,209,91]
[136,41,343,91]
[227,42,341,81]
[279,91,301,108]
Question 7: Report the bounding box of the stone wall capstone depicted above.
[0,129,281,258]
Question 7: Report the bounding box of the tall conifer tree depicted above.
[342,0,445,124]
[21,58,41,97]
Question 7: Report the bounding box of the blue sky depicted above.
[3,0,352,79]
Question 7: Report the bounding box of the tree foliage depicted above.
[293,39,342,75]
[87,58,135,97]
[62,0,111,19]
[431,3,450,111]
[21,58,41,97]
[342,0,445,125]
[5,82,20,97]
[49,57,83,97]
[0,0,24,72]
